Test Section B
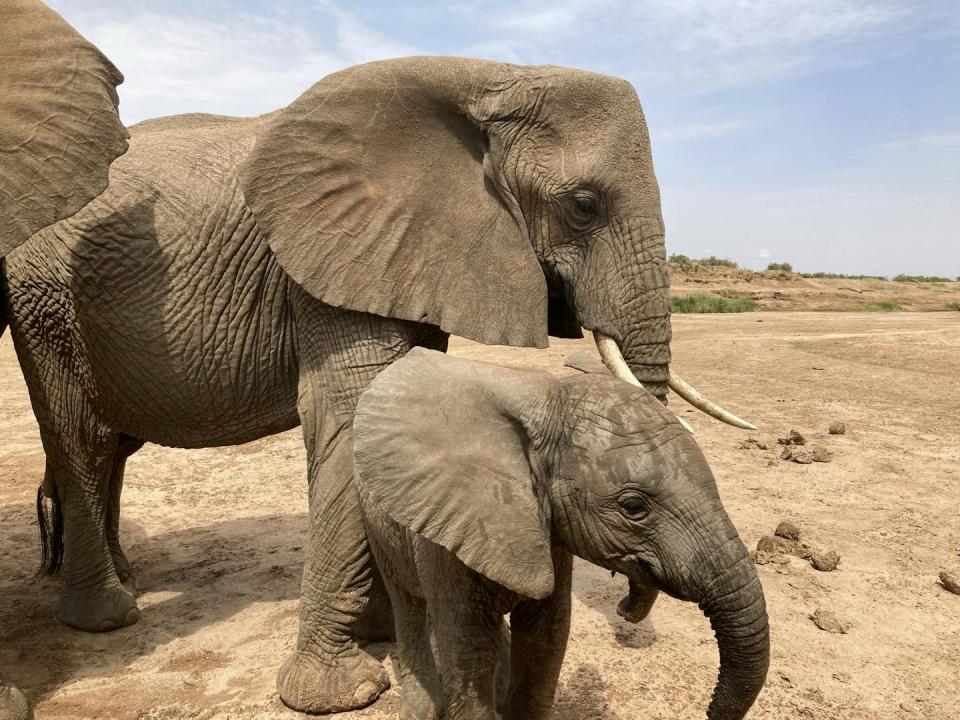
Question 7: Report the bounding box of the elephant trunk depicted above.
[698,554,770,720]
[617,578,659,623]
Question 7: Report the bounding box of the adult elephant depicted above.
[2,57,752,714]
[0,2,128,719]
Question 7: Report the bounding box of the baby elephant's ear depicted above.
[354,349,557,599]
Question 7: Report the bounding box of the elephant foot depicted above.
[277,648,389,714]
[57,582,140,632]
[0,683,32,720]
[400,684,442,720]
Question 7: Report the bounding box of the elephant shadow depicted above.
[2,512,388,705]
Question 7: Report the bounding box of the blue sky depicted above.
[49,0,959,276]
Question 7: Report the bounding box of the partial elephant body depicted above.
[2,1,128,716]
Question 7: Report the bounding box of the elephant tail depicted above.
[37,485,64,575]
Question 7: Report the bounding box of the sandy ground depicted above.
[2,312,959,719]
[670,265,960,312]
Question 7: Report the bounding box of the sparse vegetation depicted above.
[668,254,739,269]
[671,293,759,313]
[766,262,793,272]
[893,274,953,283]
[799,272,887,280]
[856,301,903,312]
[946,302,960,311]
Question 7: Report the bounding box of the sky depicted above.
[48,0,960,277]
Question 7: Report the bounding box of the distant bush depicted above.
[766,262,793,272]
[700,255,739,268]
[668,254,738,269]
[799,272,887,280]
[946,302,960,311]
[856,301,902,312]
[893,274,952,283]
[671,293,759,313]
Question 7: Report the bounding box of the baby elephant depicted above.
[353,348,768,720]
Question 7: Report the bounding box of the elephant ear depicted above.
[354,348,557,599]
[240,56,548,349]
[0,0,128,256]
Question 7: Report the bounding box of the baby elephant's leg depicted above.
[505,550,573,720]
[386,583,442,720]
[423,560,501,720]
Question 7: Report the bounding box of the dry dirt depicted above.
[2,311,959,719]
[670,264,960,312]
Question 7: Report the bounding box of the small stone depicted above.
[939,571,960,595]
[810,551,841,572]
[778,430,807,446]
[811,447,833,463]
[832,672,851,684]
[829,422,846,435]
[900,701,916,712]
[775,521,801,541]
[810,608,848,634]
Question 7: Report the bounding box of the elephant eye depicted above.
[567,189,600,229]
[618,495,648,519]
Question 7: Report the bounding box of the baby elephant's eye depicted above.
[619,495,648,518]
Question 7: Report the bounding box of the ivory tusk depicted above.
[594,332,695,433]
[593,331,757,431]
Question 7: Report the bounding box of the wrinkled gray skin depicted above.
[0,2,127,718]
[354,349,769,720]
[3,57,675,713]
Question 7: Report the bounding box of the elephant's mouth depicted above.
[593,332,756,431]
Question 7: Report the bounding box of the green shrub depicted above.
[946,302,960,311]
[856,301,902,312]
[699,255,738,268]
[799,272,887,280]
[668,253,692,265]
[671,293,759,313]
[893,274,952,283]
[766,262,793,272]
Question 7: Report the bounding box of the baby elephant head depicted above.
[354,348,768,720]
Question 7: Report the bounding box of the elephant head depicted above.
[354,348,769,720]
[0,0,128,257]
[240,56,752,428]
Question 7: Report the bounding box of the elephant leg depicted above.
[383,582,442,720]
[104,434,144,590]
[0,671,31,720]
[276,420,388,713]
[277,297,447,713]
[505,549,572,720]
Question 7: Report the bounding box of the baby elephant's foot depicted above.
[277,648,389,714]
[0,683,32,720]
[57,581,140,632]
[400,684,442,720]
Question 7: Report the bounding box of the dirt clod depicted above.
[939,571,960,595]
[778,429,807,446]
[811,551,841,572]
[811,609,848,634]
[739,438,769,450]
[829,421,847,435]
[775,521,801,541]
[781,446,832,464]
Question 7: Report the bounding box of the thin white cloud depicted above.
[46,1,421,124]
[875,133,960,150]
